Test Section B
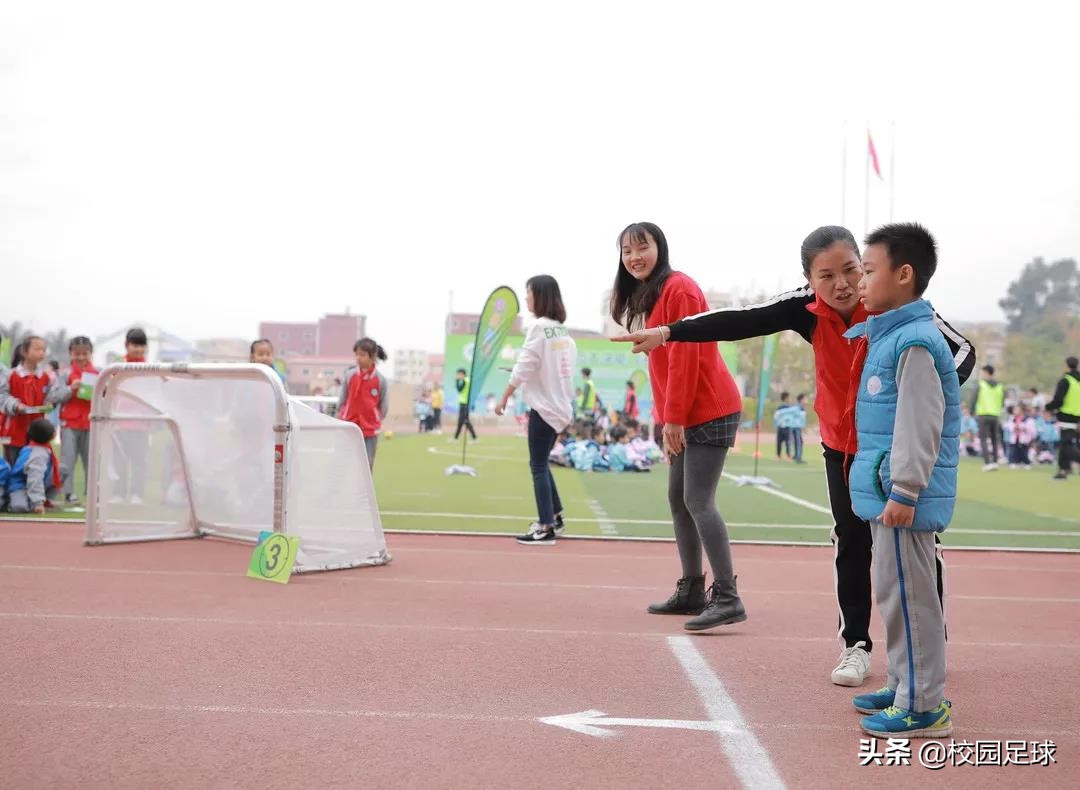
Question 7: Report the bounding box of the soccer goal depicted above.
[84,363,390,572]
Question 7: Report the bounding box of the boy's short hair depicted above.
[1067,357,1079,371]
[864,222,938,296]
[610,425,628,441]
[28,418,55,444]
[456,368,466,375]
[582,367,592,377]
[982,364,995,376]
[125,328,148,346]
[624,418,639,429]
[780,391,789,401]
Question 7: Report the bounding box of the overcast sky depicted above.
[3,1,1078,365]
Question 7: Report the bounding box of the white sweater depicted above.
[509,317,577,432]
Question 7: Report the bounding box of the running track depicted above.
[1,521,1076,788]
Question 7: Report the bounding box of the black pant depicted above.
[527,410,563,526]
[454,405,476,440]
[433,408,442,429]
[1058,427,1080,472]
[776,427,791,458]
[977,416,1000,463]
[822,443,946,652]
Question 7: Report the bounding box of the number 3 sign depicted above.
[247,531,300,583]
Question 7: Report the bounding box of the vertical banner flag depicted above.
[867,130,883,180]
[0,335,10,369]
[468,286,520,411]
[755,334,778,427]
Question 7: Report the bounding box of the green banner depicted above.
[755,334,778,426]
[0,335,10,368]
[468,286,520,412]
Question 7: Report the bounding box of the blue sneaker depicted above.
[852,687,895,714]
[861,702,953,739]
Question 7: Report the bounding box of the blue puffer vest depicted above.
[843,299,961,532]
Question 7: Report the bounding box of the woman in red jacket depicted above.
[614,225,975,686]
[612,221,746,631]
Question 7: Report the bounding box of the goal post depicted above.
[84,363,390,572]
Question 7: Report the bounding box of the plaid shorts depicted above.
[684,411,741,448]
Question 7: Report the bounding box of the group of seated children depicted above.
[959,403,1060,467]
[549,418,662,472]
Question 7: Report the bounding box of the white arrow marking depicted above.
[537,708,737,738]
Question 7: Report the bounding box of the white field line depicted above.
[381,510,1080,538]
[3,564,1079,604]
[585,499,618,536]
[667,636,785,790]
[3,611,1079,650]
[721,472,833,516]
[9,699,1075,739]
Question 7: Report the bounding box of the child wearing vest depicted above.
[844,223,958,739]
[57,336,98,505]
[338,338,389,471]
[7,418,61,513]
[1,335,69,466]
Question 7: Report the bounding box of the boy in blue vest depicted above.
[843,223,959,738]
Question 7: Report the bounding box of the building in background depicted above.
[259,312,365,358]
[258,312,366,395]
[95,323,194,364]
[193,338,250,363]
[445,312,523,336]
[393,348,431,387]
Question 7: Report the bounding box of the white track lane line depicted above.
[668,636,786,789]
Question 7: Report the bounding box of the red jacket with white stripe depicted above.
[60,362,100,432]
[645,272,742,427]
[1,366,68,448]
[338,367,389,438]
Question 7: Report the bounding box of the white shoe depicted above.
[129,494,143,505]
[831,641,872,687]
[982,463,998,471]
[107,495,124,505]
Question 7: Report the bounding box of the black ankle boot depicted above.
[684,575,747,631]
[647,575,707,615]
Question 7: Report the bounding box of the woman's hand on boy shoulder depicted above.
[880,500,915,528]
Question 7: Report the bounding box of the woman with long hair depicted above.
[613,221,746,631]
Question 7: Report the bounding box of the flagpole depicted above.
[863,125,870,236]
[889,121,896,221]
[840,122,847,225]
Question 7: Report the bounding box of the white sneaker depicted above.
[831,641,871,687]
[982,463,998,471]
[129,494,143,505]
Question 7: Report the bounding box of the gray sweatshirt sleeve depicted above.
[0,369,17,415]
[378,372,389,420]
[338,369,353,414]
[890,346,945,504]
[44,375,71,406]
[25,448,49,506]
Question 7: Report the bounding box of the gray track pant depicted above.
[872,521,947,713]
[61,427,91,498]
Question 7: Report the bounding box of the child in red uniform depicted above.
[110,328,150,504]
[612,221,746,632]
[1,335,69,466]
[338,338,389,471]
[57,336,98,506]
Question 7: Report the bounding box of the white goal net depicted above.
[84,363,390,572]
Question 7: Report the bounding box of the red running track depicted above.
[1,520,1076,789]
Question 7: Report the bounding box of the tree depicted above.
[998,257,1080,334]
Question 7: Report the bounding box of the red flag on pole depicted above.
[867,130,883,180]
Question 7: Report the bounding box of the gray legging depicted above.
[668,443,734,581]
